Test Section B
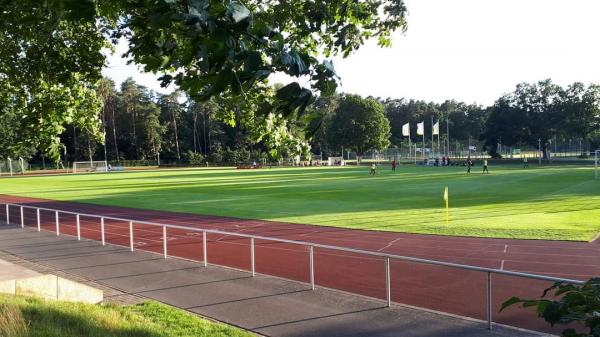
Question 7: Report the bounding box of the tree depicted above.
[559,83,600,148]
[308,94,341,155]
[97,78,119,161]
[0,1,106,161]
[1,0,408,160]
[481,79,600,158]
[159,92,184,160]
[327,95,391,160]
[481,97,525,156]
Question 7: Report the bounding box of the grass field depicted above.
[0,294,251,337]
[0,164,598,241]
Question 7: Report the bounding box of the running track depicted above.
[1,194,596,334]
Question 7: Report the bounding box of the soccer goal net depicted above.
[327,157,345,166]
[0,157,26,176]
[73,161,108,173]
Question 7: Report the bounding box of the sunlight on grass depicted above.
[0,165,598,241]
[0,294,252,337]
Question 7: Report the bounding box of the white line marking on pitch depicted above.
[378,237,402,252]
[500,260,505,270]
[503,244,508,253]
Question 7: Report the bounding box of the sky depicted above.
[102,0,600,106]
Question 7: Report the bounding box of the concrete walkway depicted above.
[0,226,547,337]
[0,258,40,281]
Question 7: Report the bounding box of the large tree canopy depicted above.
[326,94,391,156]
[0,0,106,160]
[482,79,600,157]
[0,0,408,160]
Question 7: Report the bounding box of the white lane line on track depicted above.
[378,237,402,252]
[500,260,505,270]
[504,244,508,253]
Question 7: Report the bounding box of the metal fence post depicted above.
[100,217,105,246]
[309,245,315,290]
[386,256,391,307]
[163,226,168,259]
[487,272,493,330]
[20,206,24,228]
[36,208,40,232]
[5,204,9,225]
[251,237,255,276]
[129,221,134,252]
[55,211,59,236]
[76,214,81,240]
[203,231,207,267]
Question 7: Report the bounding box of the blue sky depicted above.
[102,0,600,105]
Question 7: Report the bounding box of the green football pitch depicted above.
[0,165,598,241]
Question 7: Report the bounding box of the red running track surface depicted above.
[1,194,597,334]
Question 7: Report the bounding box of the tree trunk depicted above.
[72,126,78,162]
[192,112,198,153]
[172,110,180,160]
[202,111,209,154]
[87,136,93,163]
[111,106,119,161]
[129,103,138,159]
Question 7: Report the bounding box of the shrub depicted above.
[502,278,600,337]
[185,151,205,166]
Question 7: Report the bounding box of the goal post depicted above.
[72,161,108,173]
[327,157,345,166]
[0,157,27,176]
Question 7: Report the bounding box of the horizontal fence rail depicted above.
[0,202,585,331]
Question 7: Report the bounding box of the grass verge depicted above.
[0,294,252,337]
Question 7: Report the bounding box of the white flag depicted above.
[433,120,439,135]
[402,123,410,137]
[417,122,424,136]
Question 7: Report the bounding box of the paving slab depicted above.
[0,226,548,337]
[0,258,40,281]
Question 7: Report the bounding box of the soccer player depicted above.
[483,159,489,174]
[391,159,397,172]
[370,163,377,176]
[466,157,473,174]
[523,156,528,168]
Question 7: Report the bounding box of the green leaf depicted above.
[227,1,250,23]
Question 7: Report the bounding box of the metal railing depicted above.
[1,202,585,331]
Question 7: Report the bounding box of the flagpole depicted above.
[422,131,425,162]
[437,121,441,159]
[446,115,450,157]
[431,115,434,158]
[408,135,411,164]
[414,144,417,164]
